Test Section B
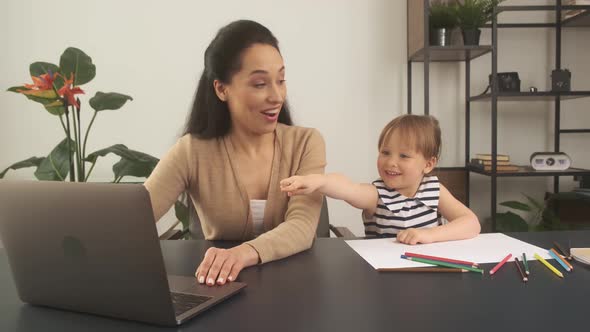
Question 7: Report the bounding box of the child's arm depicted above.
[397,184,481,245]
[280,173,378,212]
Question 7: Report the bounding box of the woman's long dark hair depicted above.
[184,20,293,138]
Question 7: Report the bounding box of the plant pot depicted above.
[430,28,452,46]
[462,28,481,46]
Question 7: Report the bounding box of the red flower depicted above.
[58,73,85,108]
[23,72,56,91]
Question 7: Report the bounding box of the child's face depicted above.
[377,129,436,197]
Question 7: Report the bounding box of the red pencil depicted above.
[404,252,479,267]
[490,253,512,275]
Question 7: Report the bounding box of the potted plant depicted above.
[494,192,581,232]
[2,47,190,233]
[429,1,458,46]
[456,0,504,46]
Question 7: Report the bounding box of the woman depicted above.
[145,20,326,287]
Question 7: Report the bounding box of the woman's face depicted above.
[215,43,286,136]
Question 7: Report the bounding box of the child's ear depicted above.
[213,80,228,102]
[424,157,437,174]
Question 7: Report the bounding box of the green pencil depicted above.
[400,255,484,274]
[522,253,530,275]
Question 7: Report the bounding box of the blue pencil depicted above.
[548,250,571,272]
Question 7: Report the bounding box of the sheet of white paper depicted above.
[345,233,552,269]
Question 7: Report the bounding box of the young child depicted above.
[280,114,480,244]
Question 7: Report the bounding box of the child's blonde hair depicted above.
[378,114,441,160]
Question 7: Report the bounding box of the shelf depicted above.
[469,91,590,102]
[468,165,590,177]
[563,9,590,27]
[479,5,590,28]
[409,46,492,62]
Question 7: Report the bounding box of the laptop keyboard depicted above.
[171,292,212,316]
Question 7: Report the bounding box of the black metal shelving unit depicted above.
[407,0,590,231]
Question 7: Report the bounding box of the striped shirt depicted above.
[364,175,440,238]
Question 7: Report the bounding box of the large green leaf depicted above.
[499,200,531,211]
[29,62,59,77]
[7,86,65,116]
[59,47,96,86]
[7,86,57,99]
[42,100,66,116]
[29,62,65,90]
[89,92,133,111]
[85,144,159,164]
[85,145,158,181]
[522,193,543,211]
[174,200,190,231]
[0,157,45,179]
[496,211,529,232]
[34,138,77,181]
[112,158,158,180]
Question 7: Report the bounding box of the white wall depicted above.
[1,0,588,240]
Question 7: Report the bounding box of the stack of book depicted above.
[562,0,590,20]
[571,248,590,266]
[470,154,520,172]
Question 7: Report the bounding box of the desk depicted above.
[1,231,589,332]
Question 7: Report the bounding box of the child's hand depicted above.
[396,228,434,245]
[280,175,323,196]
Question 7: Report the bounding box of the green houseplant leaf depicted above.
[86,145,159,182]
[430,1,458,29]
[34,138,77,181]
[29,62,59,77]
[0,157,45,179]
[60,47,96,86]
[89,92,133,111]
[174,200,190,232]
[499,200,531,211]
[7,86,64,115]
[86,144,159,164]
[112,158,158,181]
[496,211,529,232]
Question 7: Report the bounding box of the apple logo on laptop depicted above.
[61,236,87,263]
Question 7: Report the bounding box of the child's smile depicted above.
[377,130,436,197]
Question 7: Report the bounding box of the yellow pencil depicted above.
[534,253,564,278]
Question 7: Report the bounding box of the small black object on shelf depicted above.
[551,69,571,92]
[489,72,521,92]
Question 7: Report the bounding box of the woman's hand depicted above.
[195,244,259,286]
[280,174,324,196]
[396,228,434,245]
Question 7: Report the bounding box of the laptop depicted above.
[0,181,246,326]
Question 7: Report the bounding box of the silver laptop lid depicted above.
[0,181,177,325]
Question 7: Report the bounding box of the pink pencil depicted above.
[490,254,512,275]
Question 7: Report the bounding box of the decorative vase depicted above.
[462,28,481,46]
[430,28,452,46]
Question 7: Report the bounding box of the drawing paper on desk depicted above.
[345,233,552,270]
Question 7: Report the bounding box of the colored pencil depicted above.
[553,241,571,260]
[514,257,528,282]
[548,250,571,272]
[489,254,512,275]
[400,255,484,274]
[550,248,573,271]
[377,267,468,273]
[522,253,530,275]
[534,253,564,278]
[404,252,479,267]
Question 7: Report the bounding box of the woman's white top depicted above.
[250,199,267,237]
